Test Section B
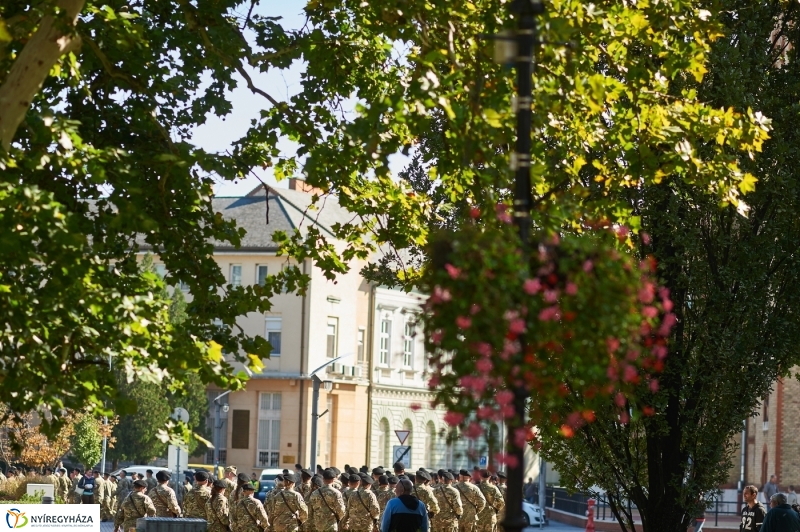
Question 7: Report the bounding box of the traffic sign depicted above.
[479,456,488,467]
[393,446,412,469]
[395,430,410,445]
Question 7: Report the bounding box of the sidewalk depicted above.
[546,508,741,532]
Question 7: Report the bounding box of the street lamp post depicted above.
[502,1,544,532]
[213,390,232,472]
[308,354,351,472]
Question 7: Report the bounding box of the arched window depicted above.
[378,418,390,467]
[427,421,437,466]
[761,447,769,486]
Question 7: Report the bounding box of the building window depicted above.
[231,410,250,449]
[230,264,242,287]
[325,395,334,466]
[265,317,282,356]
[257,392,281,468]
[403,321,414,368]
[326,317,338,358]
[256,265,269,287]
[379,316,392,366]
[427,421,436,466]
[378,418,390,467]
[357,328,365,363]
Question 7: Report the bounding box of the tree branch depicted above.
[0,0,86,150]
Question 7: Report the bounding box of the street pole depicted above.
[310,375,321,472]
[213,390,231,473]
[100,353,111,474]
[503,1,543,532]
[538,457,546,526]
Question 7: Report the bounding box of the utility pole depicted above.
[213,390,231,473]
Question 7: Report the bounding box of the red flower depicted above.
[444,411,465,426]
[456,316,472,329]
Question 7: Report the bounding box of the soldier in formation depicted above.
[412,470,440,523]
[475,470,504,532]
[455,469,486,532]
[145,470,157,492]
[148,470,182,517]
[343,474,379,532]
[114,479,156,532]
[223,466,238,498]
[230,473,250,508]
[183,471,212,520]
[116,470,133,504]
[308,469,345,531]
[231,483,269,532]
[269,474,308,532]
[207,480,230,532]
[432,471,462,532]
[374,475,395,515]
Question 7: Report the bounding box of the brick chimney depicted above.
[288,177,324,195]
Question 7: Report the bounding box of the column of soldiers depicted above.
[111,460,507,532]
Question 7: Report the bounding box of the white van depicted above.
[109,465,170,478]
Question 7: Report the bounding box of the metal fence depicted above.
[527,486,744,525]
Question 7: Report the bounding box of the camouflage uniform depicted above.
[145,477,157,492]
[496,484,507,530]
[271,488,308,532]
[224,477,237,499]
[149,483,182,517]
[114,492,156,532]
[183,484,212,520]
[94,477,108,519]
[207,493,230,532]
[71,475,81,504]
[308,485,345,532]
[117,477,133,503]
[374,486,395,517]
[413,484,441,522]
[455,481,486,532]
[107,480,118,516]
[58,474,71,503]
[297,482,313,502]
[432,484,462,532]
[332,479,343,491]
[341,487,352,508]
[475,480,504,532]
[343,489,379,532]
[231,496,269,532]
[265,485,284,524]
[229,486,246,509]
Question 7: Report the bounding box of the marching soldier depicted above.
[374,475,395,517]
[223,466,238,499]
[413,470,440,522]
[266,474,285,524]
[145,470,157,492]
[183,471,212,520]
[229,473,250,508]
[271,474,308,532]
[475,470,504,532]
[149,470,182,517]
[343,474,379,532]
[207,480,230,532]
[108,475,119,516]
[114,479,156,532]
[432,471,462,532]
[495,472,507,530]
[116,471,133,504]
[330,468,343,491]
[297,469,313,502]
[309,469,345,531]
[231,483,269,532]
[455,469,486,532]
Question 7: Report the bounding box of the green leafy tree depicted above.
[70,415,103,470]
[107,376,170,465]
[538,2,800,531]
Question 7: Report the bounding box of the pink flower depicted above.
[456,316,472,329]
[410,403,421,411]
[469,207,480,219]
[431,286,452,304]
[607,337,620,353]
[428,374,440,387]
[620,412,630,424]
[523,278,542,295]
[658,313,677,336]
[623,365,639,383]
[477,406,495,420]
[638,282,655,304]
[496,204,512,224]
[501,340,520,360]
[504,310,520,321]
[476,358,493,373]
[658,287,670,301]
[431,330,443,345]
[614,392,626,408]
[538,305,561,321]
[583,260,594,272]
[444,411,465,427]
[496,390,514,406]
[642,306,658,319]
[652,345,668,360]
[616,225,630,238]
[475,342,493,357]
[544,289,559,303]
[445,263,461,280]
[470,304,481,315]
[662,299,674,312]
[565,282,578,296]
[607,364,618,381]
[501,405,516,419]
[649,379,659,393]
[514,428,531,448]
[464,422,483,439]
[641,232,651,245]
[509,319,526,335]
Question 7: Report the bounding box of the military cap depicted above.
[331,467,341,476]
[276,474,284,482]
[213,479,227,489]
[459,469,470,477]
[283,469,290,475]
[133,479,148,489]
[359,473,374,485]
[322,469,336,480]
[111,475,118,480]
[372,467,385,476]
[416,470,431,481]
[225,466,237,474]
[301,468,313,478]
[388,476,399,485]
[237,472,250,483]
[156,470,171,482]
[393,462,405,472]
[473,466,481,471]
[442,472,455,481]
[195,471,210,482]
[242,483,255,492]
[497,471,507,479]
[379,475,389,486]
[480,469,490,478]
[283,473,295,483]
[312,476,323,487]
[348,474,361,483]
[340,473,349,483]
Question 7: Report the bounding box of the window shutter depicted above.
[231,409,250,449]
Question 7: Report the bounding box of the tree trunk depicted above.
[0,0,86,150]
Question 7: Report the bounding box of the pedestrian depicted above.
[231,482,269,532]
[375,475,396,517]
[741,484,767,532]
[412,471,440,523]
[114,479,156,532]
[432,471,462,532]
[308,469,345,531]
[475,470,504,532]
[764,475,779,503]
[762,493,800,531]
[207,480,230,532]
[270,474,308,532]
[183,471,212,520]
[250,472,260,493]
[523,478,535,504]
[788,486,798,507]
[381,478,429,532]
[454,470,486,532]
[149,470,182,517]
[78,469,96,504]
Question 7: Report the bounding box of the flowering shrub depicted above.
[421,213,675,464]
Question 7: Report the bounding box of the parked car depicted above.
[255,469,283,503]
[109,465,170,478]
[522,501,545,526]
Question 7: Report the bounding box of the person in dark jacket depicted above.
[381,478,428,532]
[762,493,800,532]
